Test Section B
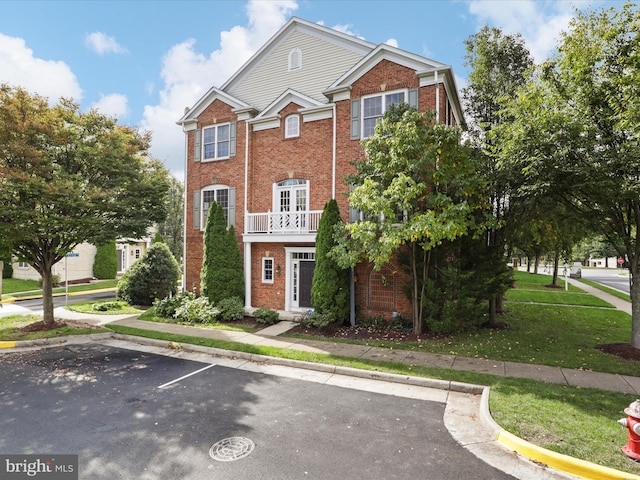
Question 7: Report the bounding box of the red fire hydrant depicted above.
[619,399,640,461]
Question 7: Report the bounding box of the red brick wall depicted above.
[184,99,246,293]
[184,58,458,321]
[249,103,333,213]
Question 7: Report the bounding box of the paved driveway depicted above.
[0,342,517,480]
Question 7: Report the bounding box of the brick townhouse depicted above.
[178,17,464,321]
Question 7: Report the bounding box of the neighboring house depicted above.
[178,17,464,319]
[12,236,153,284]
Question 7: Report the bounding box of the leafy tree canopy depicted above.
[0,84,170,323]
[332,105,488,335]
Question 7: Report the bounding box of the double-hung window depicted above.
[202,186,229,225]
[262,258,274,283]
[203,123,230,160]
[362,90,406,138]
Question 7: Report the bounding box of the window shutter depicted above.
[229,122,236,157]
[194,129,201,162]
[408,89,419,110]
[350,99,360,140]
[227,187,236,227]
[348,184,359,224]
[193,190,201,230]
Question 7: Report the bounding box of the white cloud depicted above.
[141,0,297,175]
[468,0,574,62]
[85,32,128,55]
[90,93,129,118]
[385,38,399,48]
[0,33,82,101]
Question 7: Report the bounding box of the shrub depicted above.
[253,307,279,325]
[305,311,336,328]
[116,243,180,306]
[310,199,349,325]
[217,296,245,322]
[154,292,195,318]
[201,203,244,304]
[38,274,60,288]
[2,257,13,279]
[91,301,125,312]
[93,240,118,279]
[174,296,219,324]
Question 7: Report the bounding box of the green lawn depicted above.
[1,279,117,300]
[1,278,39,294]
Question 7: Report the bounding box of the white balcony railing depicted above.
[245,210,322,234]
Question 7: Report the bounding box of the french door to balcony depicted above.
[274,179,308,231]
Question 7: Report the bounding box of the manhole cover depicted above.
[209,437,255,462]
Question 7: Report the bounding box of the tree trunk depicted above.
[551,252,560,287]
[534,255,540,274]
[38,264,56,326]
[631,268,640,349]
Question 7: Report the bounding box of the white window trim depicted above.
[361,88,408,138]
[262,257,274,284]
[202,123,231,161]
[285,114,300,138]
[201,185,230,230]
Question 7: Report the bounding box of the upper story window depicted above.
[285,114,300,138]
[288,48,302,72]
[193,185,236,231]
[203,123,230,161]
[362,90,406,138]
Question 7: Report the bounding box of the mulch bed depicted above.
[16,320,104,333]
[595,343,640,362]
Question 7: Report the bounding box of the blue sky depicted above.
[0,0,613,179]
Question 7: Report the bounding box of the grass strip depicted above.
[578,278,632,303]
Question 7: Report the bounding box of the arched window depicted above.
[285,114,300,138]
[288,48,302,71]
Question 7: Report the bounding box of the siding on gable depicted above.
[229,30,366,110]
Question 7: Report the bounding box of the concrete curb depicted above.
[2,332,639,479]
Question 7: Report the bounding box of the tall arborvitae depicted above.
[93,239,118,279]
[201,203,244,304]
[311,199,349,324]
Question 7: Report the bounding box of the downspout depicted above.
[181,123,188,293]
[434,70,440,123]
[244,119,252,309]
[332,103,337,199]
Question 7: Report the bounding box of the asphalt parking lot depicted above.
[0,341,517,480]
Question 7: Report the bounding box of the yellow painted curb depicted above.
[0,341,17,349]
[498,430,640,480]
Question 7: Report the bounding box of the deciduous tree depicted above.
[332,105,486,335]
[0,85,170,324]
[499,3,640,348]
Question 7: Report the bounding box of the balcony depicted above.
[245,210,322,234]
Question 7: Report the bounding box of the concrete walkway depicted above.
[52,281,639,395]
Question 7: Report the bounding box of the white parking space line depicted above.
[157,363,216,389]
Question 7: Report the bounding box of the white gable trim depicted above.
[250,116,281,132]
[177,86,250,126]
[300,104,334,123]
[256,88,323,119]
[324,44,448,98]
